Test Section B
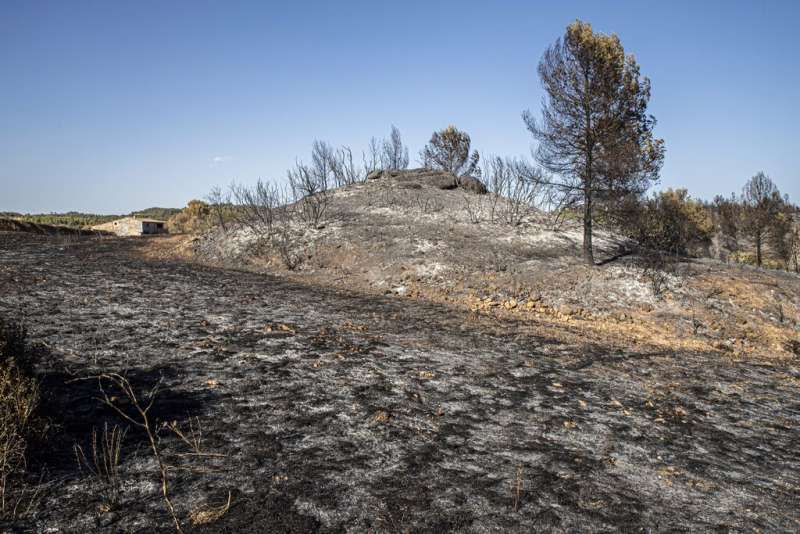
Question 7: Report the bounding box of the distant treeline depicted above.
[131,207,183,221]
[0,207,181,229]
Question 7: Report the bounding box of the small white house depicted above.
[92,217,167,236]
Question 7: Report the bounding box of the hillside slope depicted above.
[184,170,800,362]
[0,217,109,236]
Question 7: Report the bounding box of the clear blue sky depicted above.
[2,0,798,214]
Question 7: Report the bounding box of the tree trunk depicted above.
[583,188,594,265]
[755,232,762,267]
[582,106,595,266]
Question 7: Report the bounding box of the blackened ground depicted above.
[0,232,798,533]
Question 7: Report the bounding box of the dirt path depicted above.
[1,233,798,532]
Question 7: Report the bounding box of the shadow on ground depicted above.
[0,232,798,532]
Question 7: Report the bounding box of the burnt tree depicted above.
[741,172,784,267]
[421,126,480,180]
[524,20,664,264]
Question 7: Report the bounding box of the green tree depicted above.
[524,20,665,264]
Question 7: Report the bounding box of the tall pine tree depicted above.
[524,20,665,264]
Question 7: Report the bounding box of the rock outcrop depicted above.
[367,168,487,194]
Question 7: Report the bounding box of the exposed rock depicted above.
[459,175,488,195]
[367,168,459,190]
[369,168,488,194]
[382,168,452,189]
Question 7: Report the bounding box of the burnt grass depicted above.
[0,232,798,533]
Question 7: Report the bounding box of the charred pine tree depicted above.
[741,172,784,267]
[421,126,480,181]
[380,126,409,171]
[524,20,664,264]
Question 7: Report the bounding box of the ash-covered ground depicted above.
[1,232,798,532]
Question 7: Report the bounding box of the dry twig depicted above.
[96,373,182,533]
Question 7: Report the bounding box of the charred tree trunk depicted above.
[583,186,594,265]
[524,20,663,268]
[755,231,763,267]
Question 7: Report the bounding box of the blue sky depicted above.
[1,0,798,214]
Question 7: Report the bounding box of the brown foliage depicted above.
[524,20,664,264]
[167,200,213,234]
[740,172,785,267]
[624,189,714,256]
[421,126,480,179]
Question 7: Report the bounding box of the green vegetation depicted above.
[0,212,118,228]
[0,207,181,229]
[132,207,182,221]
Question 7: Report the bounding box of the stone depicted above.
[428,172,458,190]
[459,175,488,195]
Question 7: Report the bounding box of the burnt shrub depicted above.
[0,317,39,518]
[622,189,714,256]
[0,320,26,369]
[167,200,214,234]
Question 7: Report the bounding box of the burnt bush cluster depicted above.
[0,317,39,519]
[616,175,798,272]
[198,118,798,274]
[619,189,714,256]
[167,199,215,234]
[198,126,414,269]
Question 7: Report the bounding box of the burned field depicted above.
[1,232,798,532]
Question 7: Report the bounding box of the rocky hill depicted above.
[185,169,800,362]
